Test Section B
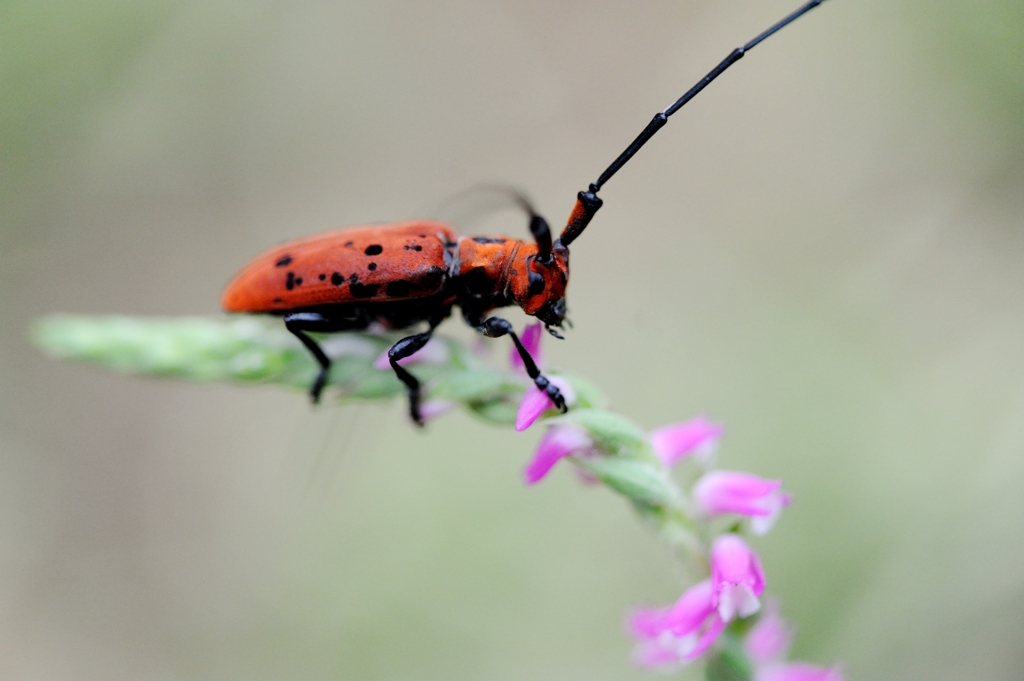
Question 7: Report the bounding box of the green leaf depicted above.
[465,398,519,426]
[34,315,305,383]
[430,369,524,403]
[556,371,607,410]
[557,408,650,458]
[345,367,405,399]
[574,456,678,507]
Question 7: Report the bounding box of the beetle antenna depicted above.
[529,214,553,262]
[506,190,553,262]
[558,0,830,247]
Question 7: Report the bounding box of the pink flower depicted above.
[373,337,449,369]
[629,580,726,669]
[744,600,792,664]
[710,534,766,622]
[524,424,593,484]
[515,376,575,431]
[744,601,844,681]
[649,417,724,467]
[693,471,792,535]
[509,322,544,374]
[511,323,575,431]
[755,662,843,681]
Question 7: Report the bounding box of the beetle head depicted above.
[509,241,569,333]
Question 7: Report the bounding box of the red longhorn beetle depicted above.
[223,0,830,424]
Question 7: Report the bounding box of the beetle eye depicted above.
[527,269,546,296]
[526,256,546,296]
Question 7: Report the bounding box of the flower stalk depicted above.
[33,315,840,679]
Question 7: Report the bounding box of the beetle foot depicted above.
[537,375,568,413]
[309,368,328,404]
[408,390,425,428]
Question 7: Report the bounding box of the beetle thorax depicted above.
[453,235,521,300]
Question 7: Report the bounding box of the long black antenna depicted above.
[559,0,830,247]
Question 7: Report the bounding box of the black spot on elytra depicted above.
[367,262,377,271]
[386,280,411,297]
[364,244,383,256]
[349,274,358,283]
[294,276,303,286]
[404,244,423,251]
[349,282,380,298]
[318,273,326,281]
[424,266,445,282]
[403,265,445,293]
[331,272,343,286]
[472,237,506,244]
[286,272,295,290]
[275,255,292,267]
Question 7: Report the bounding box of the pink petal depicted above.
[514,376,575,432]
[710,535,765,622]
[665,580,717,634]
[510,322,544,373]
[687,613,726,660]
[693,471,792,535]
[373,338,449,369]
[631,580,714,641]
[649,417,724,467]
[523,424,592,485]
[629,607,672,640]
[744,599,792,664]
[756,662,844,681]
[717,584,761,621]
[515,386,552,432]
[628,580,725,669]
[633,635,699,668]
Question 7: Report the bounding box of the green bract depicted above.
[555,408,651,458]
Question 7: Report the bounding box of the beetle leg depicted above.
[283,311,344,404]
[477,316,567,413]
[387,328,436,427]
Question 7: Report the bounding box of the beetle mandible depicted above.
[222,0,830,425]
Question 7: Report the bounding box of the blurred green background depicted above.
[3,0,1024,678]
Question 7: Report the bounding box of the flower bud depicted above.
[744,600,792,664]
[649,417,723,467]
[693,471,792,535]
